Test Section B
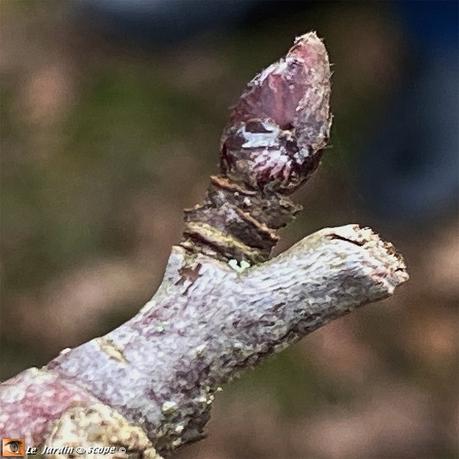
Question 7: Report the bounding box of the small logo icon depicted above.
[1,439,25,457]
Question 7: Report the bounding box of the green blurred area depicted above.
[1,2,457,459]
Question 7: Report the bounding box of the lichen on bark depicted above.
[0,32,408,457]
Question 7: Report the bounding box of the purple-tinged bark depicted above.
[0,33,408,458]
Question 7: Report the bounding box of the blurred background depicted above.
[1,1,458,458]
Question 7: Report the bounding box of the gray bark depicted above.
[0,33,408,459]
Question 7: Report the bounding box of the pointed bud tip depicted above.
[221,32,332,193]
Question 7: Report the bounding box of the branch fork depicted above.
[0,32,408,458]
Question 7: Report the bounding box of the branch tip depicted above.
[327,224,409,287]
[182,32,332,263]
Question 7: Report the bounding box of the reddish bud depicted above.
[221,32,332,193]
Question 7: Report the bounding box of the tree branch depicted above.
[0,33,408,458]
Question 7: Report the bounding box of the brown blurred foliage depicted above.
[1,2,457,459]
